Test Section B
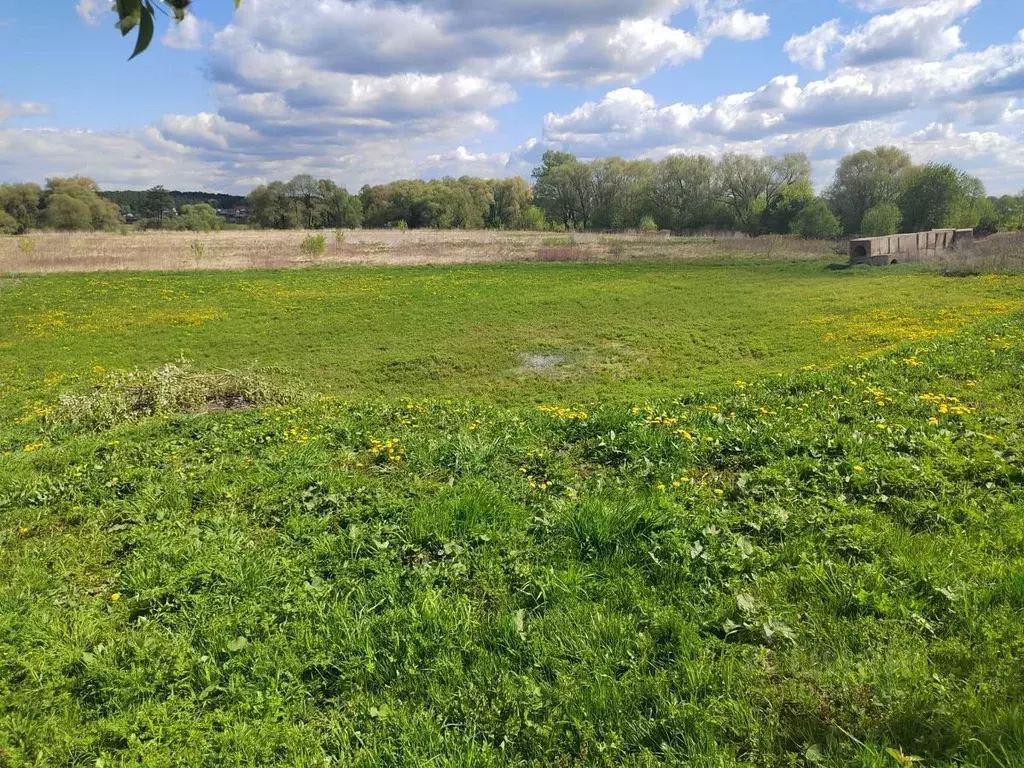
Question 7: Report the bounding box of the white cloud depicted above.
[75,0,107,26]
[785,20,843,70]
[704,9,771,41]
[839,0,980,65]
[786,0,981,72]
[0,99,48,126]
[162,15,212,51]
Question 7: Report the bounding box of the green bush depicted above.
[300,233,327,257]
[334,229,346,246]
[0,209,19,235]
[860,202,902,236]
[396,219,409,232]
[639,215,658,233]
[791,198,841,239]
[44,194,93,231]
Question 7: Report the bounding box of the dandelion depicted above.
[928,417,939,425]
[854,465,864,472]
[110,593,121,602]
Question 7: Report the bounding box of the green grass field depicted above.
[2,259,1024,766]
[2,260,1023,419]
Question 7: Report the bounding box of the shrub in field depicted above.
[300,233,327,258]
[189,239,206,266]
[396,219,409,232]
[639,215,659,233]
[17,236,35,254]
[334,229,346,246]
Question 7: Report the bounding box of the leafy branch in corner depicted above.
[114,0,242,60]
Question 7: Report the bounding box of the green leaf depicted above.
[115,0,142,35]
[226,635,249,652]
[128,4,155,60]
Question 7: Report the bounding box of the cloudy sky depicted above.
[1,0,1022,194]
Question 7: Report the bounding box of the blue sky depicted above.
[1,0,1023,193]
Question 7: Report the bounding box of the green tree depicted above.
[0,209,19,235]
[532,151,583,229]
[764,178,814,235]
[45,194,93,231]
[717,153,811,234]
[0,183,42,233]
[992,192,1024,230]
[521,205,546,231]
[317,181,363,229]
[826,146,914,235]
[651,154,717,230]
[139,186,176,220]
[899,164,985,232]
[45,178,122,231]
[490,177,534,229]
[248,182,299,229]
[859,202,903,236]
[169,203,223,231]
[790,198,841,239]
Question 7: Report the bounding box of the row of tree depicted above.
[4,147,1020,237]
[247,148,1010,238]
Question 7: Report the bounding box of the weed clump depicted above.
[300,234,327,258]
[46,359,294,431]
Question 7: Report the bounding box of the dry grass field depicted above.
[0,229,840,274]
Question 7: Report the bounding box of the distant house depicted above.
[220,205,250,224]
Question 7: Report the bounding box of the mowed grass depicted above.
[1,315,1023,766]
[2,259,1024,419]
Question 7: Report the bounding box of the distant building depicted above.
[217,205,250,224]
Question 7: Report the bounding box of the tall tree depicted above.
[532,151,581,229]
[826,146,914,234]
[651,155,717,231]
[899,164,985,232]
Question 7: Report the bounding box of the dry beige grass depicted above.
[935,231,1024,275]
[0,229,840,274]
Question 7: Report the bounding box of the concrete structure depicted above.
[849,229,974,266]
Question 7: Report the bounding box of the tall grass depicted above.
[938,231,1024,275]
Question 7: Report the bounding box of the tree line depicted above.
[3,147,1021,237]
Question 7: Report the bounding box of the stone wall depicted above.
[849,229,974,265]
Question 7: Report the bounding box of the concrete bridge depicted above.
[849,229,974,265]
